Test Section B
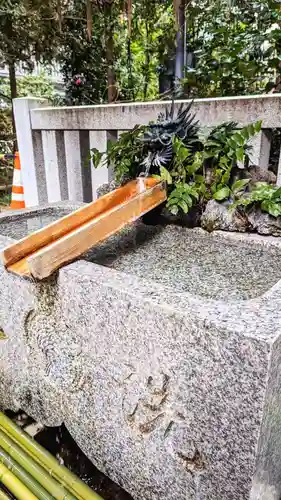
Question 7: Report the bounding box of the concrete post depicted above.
[64,131,84,202]
[13,98,48,207]
[41,130,63,203]
[249,130,272,169]
[90,131,112,201]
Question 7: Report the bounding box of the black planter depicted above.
[142,204,201,228]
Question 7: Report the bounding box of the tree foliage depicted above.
[57,0,281,102]
[182,0,281,96]
[0,73,56,101]
[58,1,107,105]
[0,1,59,95]
[1,0,281,103]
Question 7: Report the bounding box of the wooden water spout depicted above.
[1,177,166,280]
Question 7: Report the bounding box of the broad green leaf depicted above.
[219,156,229,167]
[168,189,181,200]
[272,186,281,199]
[254,182,268,189]
[178,200,189,213]
[106,139,115,152]
[188,152,203,173]
[261,200,270,211]
[262,201,281,218]
[169,205,179,215]
[178,146,191,162]
[91,148,104,168]
[232,178,250,193]
[228,138,238,150]
[213,186,230,201]
[159,166,172,185]
[191,189,199,200]
[236,147,245,162]
[240,128,250,140]
[221,169,231,185]
[203,150,218,160]
[233,132,244,146]
[249,124,256,136]
[254,120,262,133]
[205,140,220,148]
[182,193,193,206]
[169,195,181,203]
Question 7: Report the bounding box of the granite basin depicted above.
[86,222,281,302]
[0,203,281,500]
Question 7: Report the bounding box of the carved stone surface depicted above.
[247,208,281,236]
[201,199,250,233]
[201,199,281,237]
[1,204,281,499]
[96,181,120,199]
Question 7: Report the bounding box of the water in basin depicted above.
[86,223,281,301]
[0,209,73,240]
[1,206,281,301]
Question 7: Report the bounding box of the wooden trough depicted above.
[1,178,166,280]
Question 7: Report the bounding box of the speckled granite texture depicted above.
[1,203,281,499]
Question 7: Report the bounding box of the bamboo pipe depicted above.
[0,413,102,500]
[0,489,11,500]
[0,462,38,500]
[0,446,53,500]
[0,429,75,500]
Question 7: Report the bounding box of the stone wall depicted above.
[13,94,281,207]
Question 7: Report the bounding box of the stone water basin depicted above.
[1,202,281,500]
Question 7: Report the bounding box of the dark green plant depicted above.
[92,101,264,218]
[155,118,262,214]
[213,178,250,202]
[202,120,262,201]
[182,0,281,98]
[154,148,205,215]
[91,125,148,183]
[233,182,281,217]
[166,183,200,215]
[203,121,261,168]
[91,102,200,182]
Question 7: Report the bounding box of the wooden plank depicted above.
[2,178,159,268]
[7,180,166,280]
[2,178,166,279]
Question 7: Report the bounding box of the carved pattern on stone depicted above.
[163,417,207,476]
[0,327,7,340]
[122,368,207,476]
[23,307,85,393]
[122,372,170,437]
[23,309,36,340]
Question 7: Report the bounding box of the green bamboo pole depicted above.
[0,489,11,500]
[0,413,102,500]
[0,429,76,500]
[0,462,38,500]
[0,445,53,500]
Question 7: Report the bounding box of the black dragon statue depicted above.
[138,100,200,225]
[138,100,200,177]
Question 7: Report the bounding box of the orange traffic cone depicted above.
[10,152,25,209]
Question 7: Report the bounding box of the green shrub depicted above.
[92,103,281,219]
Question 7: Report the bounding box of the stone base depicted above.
[1,204,281,499]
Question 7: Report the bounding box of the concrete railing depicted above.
[13,94,281,207]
